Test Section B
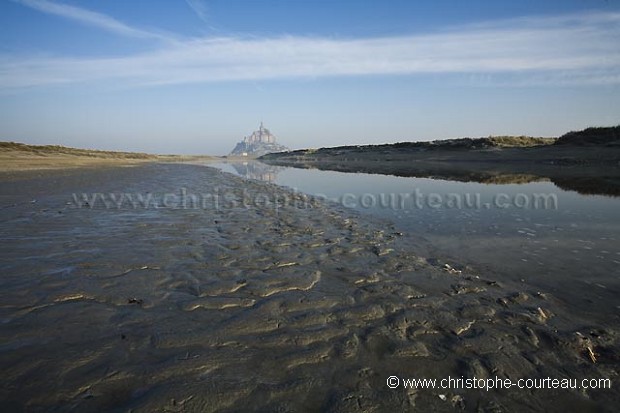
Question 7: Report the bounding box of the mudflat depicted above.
[1,163,618,412]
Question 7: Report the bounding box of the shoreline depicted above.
[1,163,618,411]
[261,146,620,197]
[0,141,215,175]
[260,126,620,196]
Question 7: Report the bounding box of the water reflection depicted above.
[261,159,620,197]
[227,161,284,182]
[209,160,620,326]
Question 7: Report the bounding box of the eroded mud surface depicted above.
[1,164,618,412]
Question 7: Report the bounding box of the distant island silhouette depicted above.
[229,122,289,157]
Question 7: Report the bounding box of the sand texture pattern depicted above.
[1,164,618,412]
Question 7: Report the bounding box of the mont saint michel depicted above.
[229,122,289,157]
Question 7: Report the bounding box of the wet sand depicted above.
[1,163,618,412]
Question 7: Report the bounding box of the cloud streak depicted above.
[2,3,620,90]
[12,0,173,41]
[185,0,210,24]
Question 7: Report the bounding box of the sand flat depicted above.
[0,163,618,412]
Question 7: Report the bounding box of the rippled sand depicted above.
[0,164,618,412]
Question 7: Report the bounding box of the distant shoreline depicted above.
[261,126,620,196]
[0,141,214,173]
[261,126,620,165]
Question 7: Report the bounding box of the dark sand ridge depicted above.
[260,126,620,197]
[1,163,618,412]
[259,157,620,197]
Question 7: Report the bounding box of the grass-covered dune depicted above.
[260,126,620,196]
[272,135,557,158]
[0,141,214,173]
[261,125,620,160]
[388,135,557,150]
[0,141,156,159]
[555,125,620,146]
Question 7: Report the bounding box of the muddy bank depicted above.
[1,164,618,412]
[260,128,620,196]
[260,147,620,197]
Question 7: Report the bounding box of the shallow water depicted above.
[212,161,620,325]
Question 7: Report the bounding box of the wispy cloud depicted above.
[185,0,209,24]
[11,0,174,41]
[2,2,620,90]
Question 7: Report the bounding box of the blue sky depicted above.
[1,0,619,155]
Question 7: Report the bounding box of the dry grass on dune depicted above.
[0,141,214,173]
[0,141,156,159]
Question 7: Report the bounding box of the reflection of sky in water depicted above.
[238,165,619,234]
[210,162,620,319]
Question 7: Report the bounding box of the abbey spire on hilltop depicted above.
[244,122,275,144]
[229,122,289,157]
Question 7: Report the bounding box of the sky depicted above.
[0,0,619,155]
